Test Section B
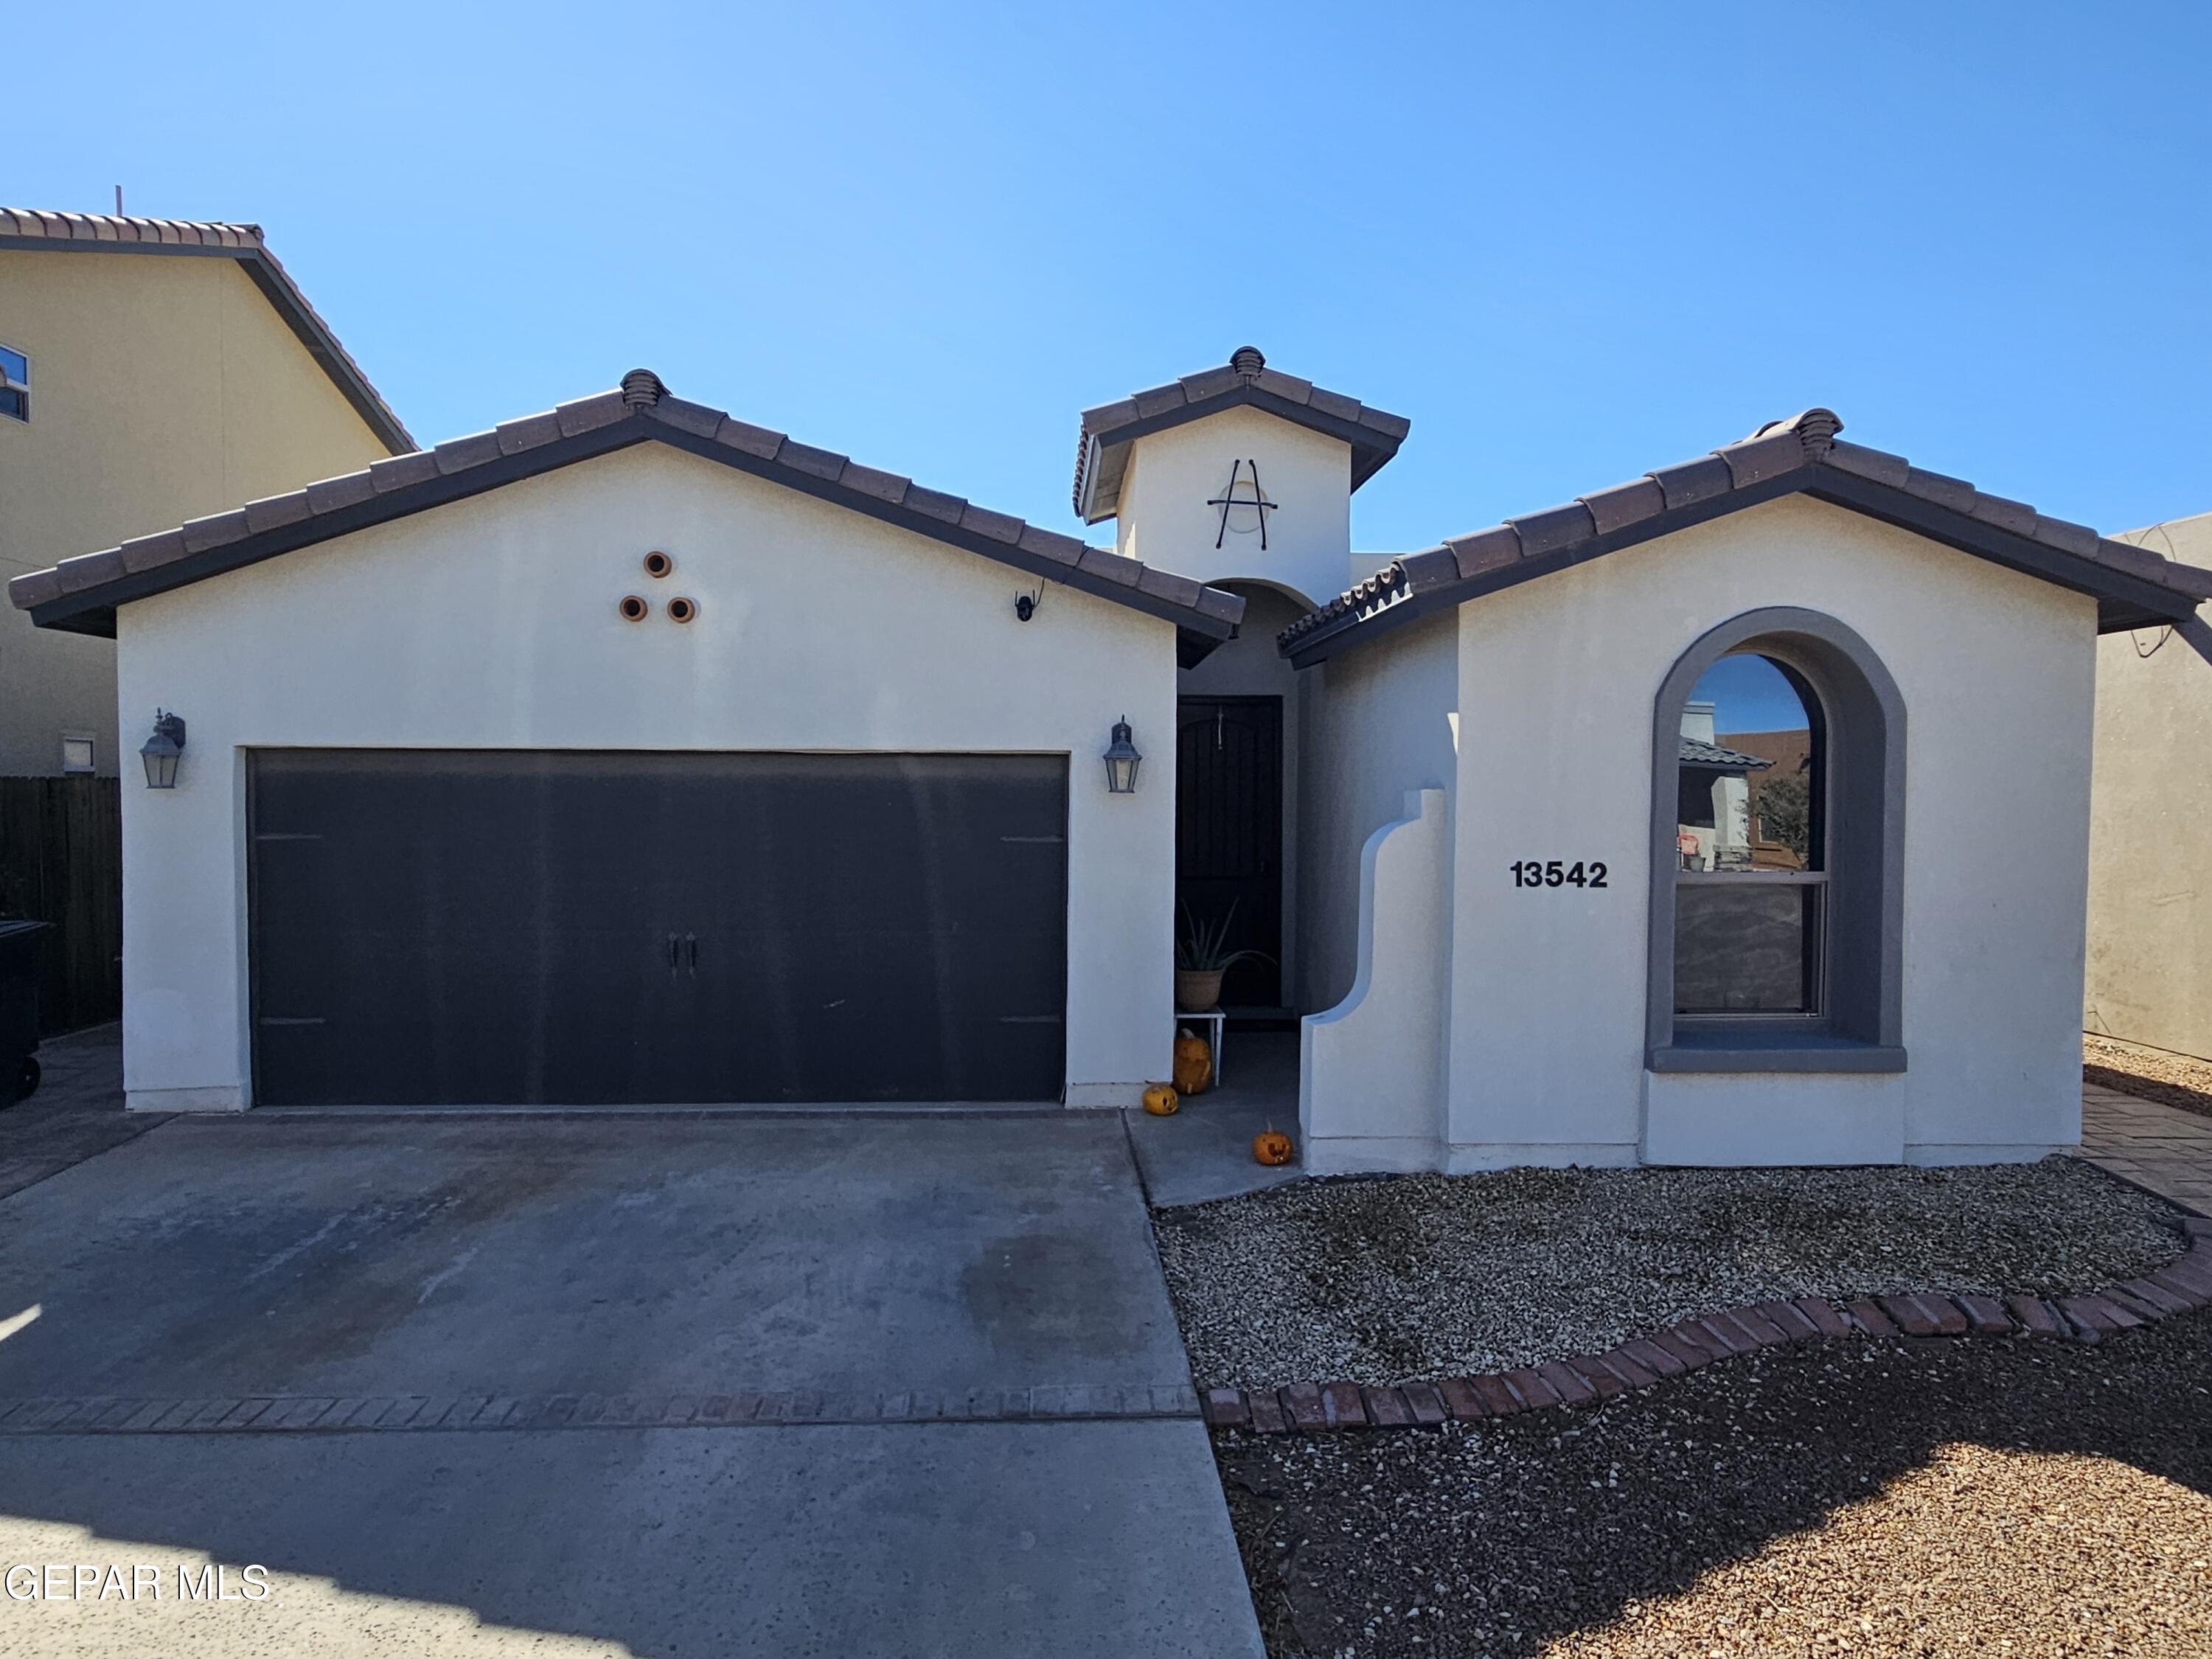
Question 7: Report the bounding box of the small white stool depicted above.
[1175,1009,1227,1087]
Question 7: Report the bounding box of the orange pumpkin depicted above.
[1142,1083,1180,1116]
[1252,1129,1295,1166]
[1172,1028,1214,1096]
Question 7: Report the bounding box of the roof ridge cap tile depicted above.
[644,394,726,442]
[431,428,504,476]
[492,411,563,458]
[1128,383,1189,422]
[1714,429,1814,488]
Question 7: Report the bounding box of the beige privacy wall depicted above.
[0,251,392,776]
[2087,509,2212,1060]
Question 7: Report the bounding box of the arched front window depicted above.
[1647,609,1905,1073]
[1673,653,1825,1015]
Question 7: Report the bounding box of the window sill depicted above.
[1647,1031,1907,1075]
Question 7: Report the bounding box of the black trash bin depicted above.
[0,919,50,1108]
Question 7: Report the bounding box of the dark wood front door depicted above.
[1176,698,1282,1008]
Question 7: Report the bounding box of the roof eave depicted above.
[22,406,1245,654]
[233,250,414,454]
[1800,467,2201,633]
[1281,464,2208,669]
[1074,430,1116,524]
[1075,382,1405,524]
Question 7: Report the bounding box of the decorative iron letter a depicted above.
[1206,459,1278,551]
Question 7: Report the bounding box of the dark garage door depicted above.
[248,750,1068,1106]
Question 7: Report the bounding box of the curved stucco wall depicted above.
[115,443,1179,1108]
[1301,787,1449,1173]
[1442,494,2098,1167]
[1298,608,1459,1017]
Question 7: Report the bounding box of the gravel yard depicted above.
[1217,1311,2212,1658]
[1157,1160,2182,1386]
[2087,1034,2212,1122]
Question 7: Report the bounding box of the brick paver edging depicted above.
[1200,1217,2212,1436]
[0,1382,1200,1438]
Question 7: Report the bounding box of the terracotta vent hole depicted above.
[643,551,673,578]
[667,596,698,625]
[618,594,650,622]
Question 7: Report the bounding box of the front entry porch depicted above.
[1174,579,1316,1026]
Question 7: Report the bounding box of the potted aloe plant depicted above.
[1175,902,1272,1013]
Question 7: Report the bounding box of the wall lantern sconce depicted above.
[1103,717,1142,795]
[140,709,187,789]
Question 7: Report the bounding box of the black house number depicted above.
[1510,860,1607,889]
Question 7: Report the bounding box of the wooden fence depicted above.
[0,776,122,1034]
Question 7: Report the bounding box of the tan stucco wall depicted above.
[2087,510,2212,1059]
[0,250,394,776]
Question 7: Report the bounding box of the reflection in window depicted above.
[1674,653,1824,1015]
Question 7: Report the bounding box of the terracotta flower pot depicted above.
[1175,967,1225,1013]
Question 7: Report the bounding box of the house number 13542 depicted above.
[1510,860,1607,888]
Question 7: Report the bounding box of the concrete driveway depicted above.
[0,1067,1262,1658]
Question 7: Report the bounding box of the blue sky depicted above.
[1690,655,1809,738]
[13,3,2209,551]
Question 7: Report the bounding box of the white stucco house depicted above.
[10,348,2211,1169]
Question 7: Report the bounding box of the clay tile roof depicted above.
[7,369,1244,661]
[1679,736,1773,771]
[1278,407,2212,665]
[0,207,412,453]
[1072,346,1410,522]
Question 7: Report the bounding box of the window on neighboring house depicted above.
[1672,654,1825,1015]
[60,736,96,775]
[0,345,26,422]
[1646,608,1905,1073]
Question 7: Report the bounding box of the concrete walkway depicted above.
[1124,1030,1305,1208]
[0,1033,1262,1658]
[2079,1079,2212,1216]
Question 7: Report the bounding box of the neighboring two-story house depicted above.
[1,208,409,1026]
[2087,509,2212,1063]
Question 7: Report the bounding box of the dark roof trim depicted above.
[0,210,413,454]
[10,372,1245,664]
[1279,411,2212,669]
[1073,347,1409,523]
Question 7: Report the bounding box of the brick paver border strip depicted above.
[0,1382,1201,1437]
[1200,1217,2212,1436]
